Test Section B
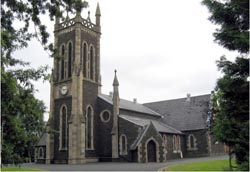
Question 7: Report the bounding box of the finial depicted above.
[95,2,101,16]
[113,69,119,86]
[55,15,60,30]
[65,6,70,20]
[87,11,91,19]
[55,16,60,24]
[65,11,69,21]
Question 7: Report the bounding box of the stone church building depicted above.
[35,3,225,164]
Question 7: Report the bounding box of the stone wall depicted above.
[164,134,184,160]
[53,96,72,163]
[95,98,113,161]
[80,29,99,80]
[35,146,46,164]
[209,134,226,156]
[183,129,209,157]
[82,80,98,158]
[138,123,165,163]
[118,117,141,162]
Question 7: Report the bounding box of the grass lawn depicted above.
[1,167,45,171]
[161,159,236,171]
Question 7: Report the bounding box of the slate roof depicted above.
[130,124,150,150]
[119,114,182,134]
[37,133,47,146]
[99,94,162,117]
[144,94,211,131]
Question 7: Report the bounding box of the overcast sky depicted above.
[14,0,239,121]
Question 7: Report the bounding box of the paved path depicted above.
[22,155,227,171]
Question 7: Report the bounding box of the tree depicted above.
[1,71,46,164]
[1,72,46,164]
[202,0,249,171]
[202,0,249,54]
[211,57,249,170]
[1,0,88,165]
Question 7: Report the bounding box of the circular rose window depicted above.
[100,110,111,123]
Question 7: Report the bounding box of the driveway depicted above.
[22,155,227,171]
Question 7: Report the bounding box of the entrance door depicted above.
[147,140,156,162]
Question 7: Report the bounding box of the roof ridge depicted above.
[99,94,162,117]
[144,94,211,104]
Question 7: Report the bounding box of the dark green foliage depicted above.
[1,71,46,164]
[1,0,88,165]
[212,57,249,171]
[202,0,249,53]
[1,0,89,69]
[202,0,249,171]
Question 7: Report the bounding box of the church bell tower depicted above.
[46,3,101,164]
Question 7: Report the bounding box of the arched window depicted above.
[86,106,94,150]
[122,136,126,152]
[61,45,65,80]
[177,135,181,151]
[173,135,179,152]
[173,135,176,151]
[60,105,67,150]
[82,43,87,77]
[187,134,197,150]
[190,135,194,148]
[90,46,94,80]
[38,147,43,158]
[68,42,72,78]
[119,134,127,155]
[56,59,59,81]
[163,135,167,147]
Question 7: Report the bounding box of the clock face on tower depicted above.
[60,85,68,95]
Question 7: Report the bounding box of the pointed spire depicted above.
[95,2,101,28]
[113,70,119,86]
[112,69,119,159]
[95,2,101,16]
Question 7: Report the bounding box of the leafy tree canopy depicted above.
[202,0,249,53]
[202,0,249,171]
